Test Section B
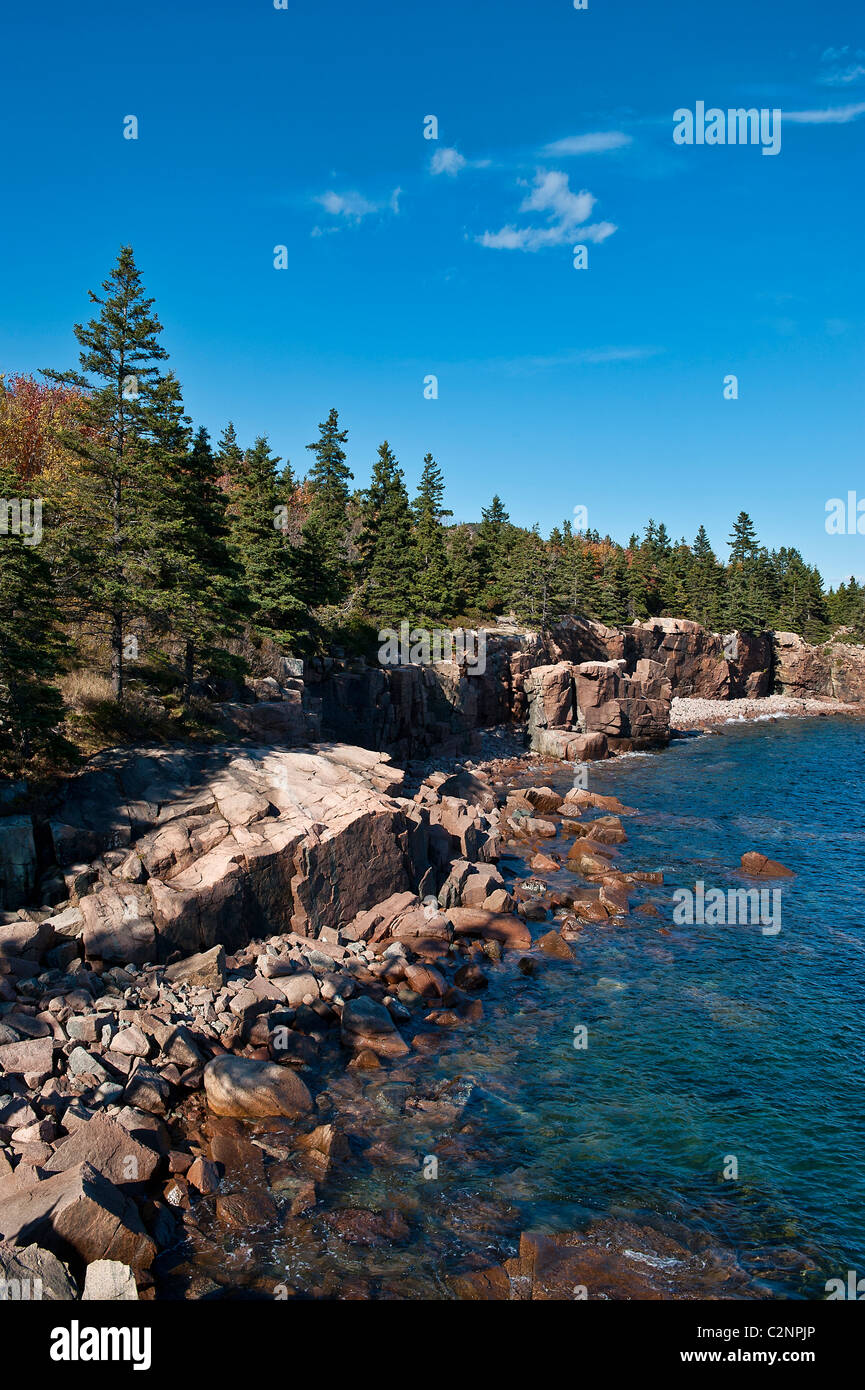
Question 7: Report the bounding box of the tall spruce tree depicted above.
[726,511,764,630]
[447,525,483,616]
[411,453,452,621]
[598,544,630,625]
[215,422,244,485]
[142,400,248,700]
[0,466,71,772]
[357,442,414,623]
[303,407,353,604]
[476,494,512,611]
[506,526,562,627]
[687,525,725,629]
[229,436,308,647]
[47,247,169,699]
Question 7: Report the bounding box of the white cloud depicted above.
[314,187,401,224]
[543,131,632,155]
[822,64,865,86]
[478,169,617,252]
[784,100,865,123]
[522,169,596,224]
[819,46,865,85]
[431,147,467,176]
[499,346,660,372]
[429,147,491,177]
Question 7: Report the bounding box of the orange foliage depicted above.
[0,373,83,483]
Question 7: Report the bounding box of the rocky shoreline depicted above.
[670,693,861,730]
[2,611,864,1300]
[0,725,810,1302]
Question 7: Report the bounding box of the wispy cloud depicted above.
[478,169,616,251]
[784,100,865,123]
[497,346,661,374]
[313,186,401,227]
[542,131,632,156]
[429,146,491,176]
[819,46,865,86]
[431,147,466,176]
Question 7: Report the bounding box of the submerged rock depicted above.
[340,996,409,1058]
[740,851,795,878]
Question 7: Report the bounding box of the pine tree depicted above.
[411,453,452,621]
[687,524,725,629]
[726,512,764,630]
[215,422,244,486]
[729,511,759,566]
[660,539,692,617]
[598,544,630,625]
[357,442,414,624]
[624,534,650,620]
[447,525,483,616]
[48,246,169,699]
[504,526,564,627]
[229,436,308,646]
[0,466,72,772]
[476,494,512,611]
[303,407,353,604]
[573,538,603,618]
[142,399,248,700]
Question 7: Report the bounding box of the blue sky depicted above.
[1,0,863,585]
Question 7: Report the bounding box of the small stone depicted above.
[82,1259,139,1300]
[537,930,576,960]
[187,1156,221,1194]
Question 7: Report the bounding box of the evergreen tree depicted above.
[726,512,764,630]
[506,525,562,626]
[357,442,414,624]
[142,401,248,700]
[660,539,692,617]
[303,407,353,603]
[447,525,483,615]
[729,511,759,566]
[49,246,169,699]
[0,466,71,771]
[573,538,603,618]
[623,535,649,621]
[215,422,244,485]
[476,494,512,611]
[230,436,308,646]
[411,453,453,621]
[45,247,171,695]
[598,544,630,625]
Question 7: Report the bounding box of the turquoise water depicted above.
[191,715,865,1299]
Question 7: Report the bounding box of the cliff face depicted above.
[545,617,773,699]
[299,617,864,761]
[305,618,779,759]
[773,632,865,702]
[524,658,672,760]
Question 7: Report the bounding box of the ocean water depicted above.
[187,715,865,1299]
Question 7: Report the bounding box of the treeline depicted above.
[1,247,862,774]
